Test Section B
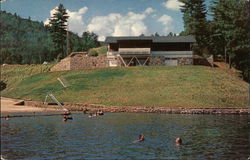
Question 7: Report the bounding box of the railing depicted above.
[119,48,151,54]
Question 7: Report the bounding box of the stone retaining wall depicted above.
[178,58,193,65]
[70,56,108,70]
[50,58,71,72]
[149,56,165,66]
[50,56,108,72]
[24,100,250,114]
[149,56,193,66]
[51,55,198,71]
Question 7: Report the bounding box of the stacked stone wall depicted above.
[149,56,165,66]
[107,56,123,67]
[50,56,108,72]
[23,100,250,114]
[50,57,71,72]
[70,56,108,70]
[178,58,193,65]
[140,56,194,66]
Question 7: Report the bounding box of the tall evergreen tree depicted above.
[211,0,250,71]
[179,0,208,55]
[49,4,69,58]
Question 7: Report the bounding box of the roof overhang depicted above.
[105,36,196,43]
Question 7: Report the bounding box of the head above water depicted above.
[175,137,182,145]
[139,134,145,140]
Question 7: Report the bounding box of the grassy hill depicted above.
[1,65,249,108]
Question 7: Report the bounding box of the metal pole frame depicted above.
[119,55,150,67]
[118,55,127,67]
[142,57,150,66]
[127,57,135,66]
[134,56,141,66]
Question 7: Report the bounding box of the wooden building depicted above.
[105,35,196,66]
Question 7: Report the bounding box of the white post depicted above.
[119,56,127,67]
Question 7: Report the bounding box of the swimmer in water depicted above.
[63,116,68,122]
[88,113,93,118]
[97,110,104,116]
[4,115,10,120]
[175,137,182,146]
[132,134,145,143]
[138,134,145,142]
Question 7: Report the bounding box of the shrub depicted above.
[88,49,98,57]
[0,80,7,91]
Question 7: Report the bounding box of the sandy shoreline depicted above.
[1,97,59,114]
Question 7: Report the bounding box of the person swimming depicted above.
[175,137,182,146]
[4,115,10,120]
[132,134,145,143]
[62,115,73,122]
[63,116,68,122]
[97,110,104,116]
[88,113,93,118]
[138,134,145,142]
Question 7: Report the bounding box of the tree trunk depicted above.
[224,46,227,63]
[229,54,232,69]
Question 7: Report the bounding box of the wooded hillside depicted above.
[0,10,100,64]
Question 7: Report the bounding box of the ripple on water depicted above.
[1,113,249,160]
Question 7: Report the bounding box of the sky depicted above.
[1,0,211,41]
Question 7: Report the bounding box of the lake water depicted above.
[1,113,249,160]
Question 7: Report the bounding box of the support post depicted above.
[134,56,142,66]
[119,56,127,67]
[127,57,135,66]
[142,57,150,66]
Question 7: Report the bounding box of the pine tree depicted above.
[210,0,250,81]
[211,0,250,68]
[179,0,208,55]
[49,4,69,58]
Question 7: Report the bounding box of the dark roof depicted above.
[105,35,196,43]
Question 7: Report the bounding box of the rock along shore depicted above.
[24,100,250,115]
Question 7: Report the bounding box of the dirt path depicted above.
[1,97,58,114]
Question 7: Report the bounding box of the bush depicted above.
[88,49,98,57]
[0,80,7,91]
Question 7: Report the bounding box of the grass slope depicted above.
[1,64,53,93]
[1,65,249,108]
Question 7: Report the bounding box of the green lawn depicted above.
[1,65,249,108]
